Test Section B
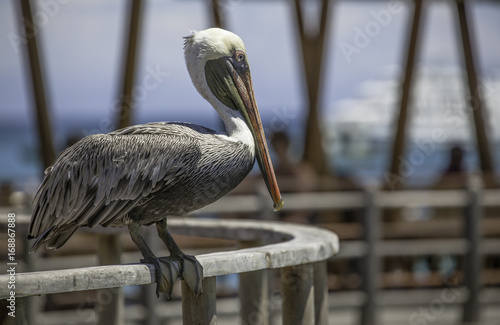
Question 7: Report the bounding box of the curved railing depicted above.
[0,218,339,324]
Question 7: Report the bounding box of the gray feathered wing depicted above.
[28,123,203,252]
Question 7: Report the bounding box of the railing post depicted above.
[281,263,315,325]
[360,187,380,325]
[23,219,38,325]
[182,276,217,325]
[239,241,269,325]
[313,261,328,325]
[462,175,483,322]
[97,234,123,325]
[143,227,160,325]
[240,270,269,325]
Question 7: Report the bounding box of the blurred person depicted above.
[435,144,467,189]
[0,183,12,207]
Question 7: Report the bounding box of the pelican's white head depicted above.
[183,28,283,212]
[184,28,245,102]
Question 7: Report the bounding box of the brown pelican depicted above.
[28,28,283,298]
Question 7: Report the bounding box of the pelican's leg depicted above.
[128,221,180,299]
[156,218,203,297]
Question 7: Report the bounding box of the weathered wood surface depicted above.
[97,234,123,325]
[313,261,328,325]
[238,240,270,325]
[462,177,483,322]
[181,277,217,325]
[281,263,315,325]
[0,219,338,299]
[361,188,381,325]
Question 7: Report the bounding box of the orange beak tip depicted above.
[273,198,284,212]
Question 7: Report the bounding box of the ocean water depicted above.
[0,115,222,190]
[1,118,498,194]
[1,123,42,187]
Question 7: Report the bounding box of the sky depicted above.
[1,0,500,137]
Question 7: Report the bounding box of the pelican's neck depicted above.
[216,105,255,156]
[183,30,255,156]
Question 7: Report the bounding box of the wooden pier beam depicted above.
[116,0,144,129]
[239,240,270,325]
[240,269,269,325]
[292,0,332,175]
[281,263,315,325]
[210,0,226,29]
[313,261,328,325]
[455,0,494,182]
[360,188,381,325]
[97,234,123,325]
[182,276,217,325]
[462,175,483,322]
[18,0,55,169]
[385,0,424,190]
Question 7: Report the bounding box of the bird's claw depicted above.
[141,257,181,299]
[179,254,203,297]
[140,254,202,299]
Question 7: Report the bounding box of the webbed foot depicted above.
[155,219,204,297]
[175,253,203,297]
[140,256,181,299]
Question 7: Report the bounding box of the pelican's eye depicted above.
[235,51,245,62]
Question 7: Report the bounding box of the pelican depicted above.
[28,28,283,298]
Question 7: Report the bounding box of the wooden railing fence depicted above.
[1,181,500,324]
[0,218,338,325]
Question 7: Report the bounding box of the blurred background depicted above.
[1,0,500,324]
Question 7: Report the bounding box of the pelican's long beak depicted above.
[205,55,284,211]
[230,65,284,211]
